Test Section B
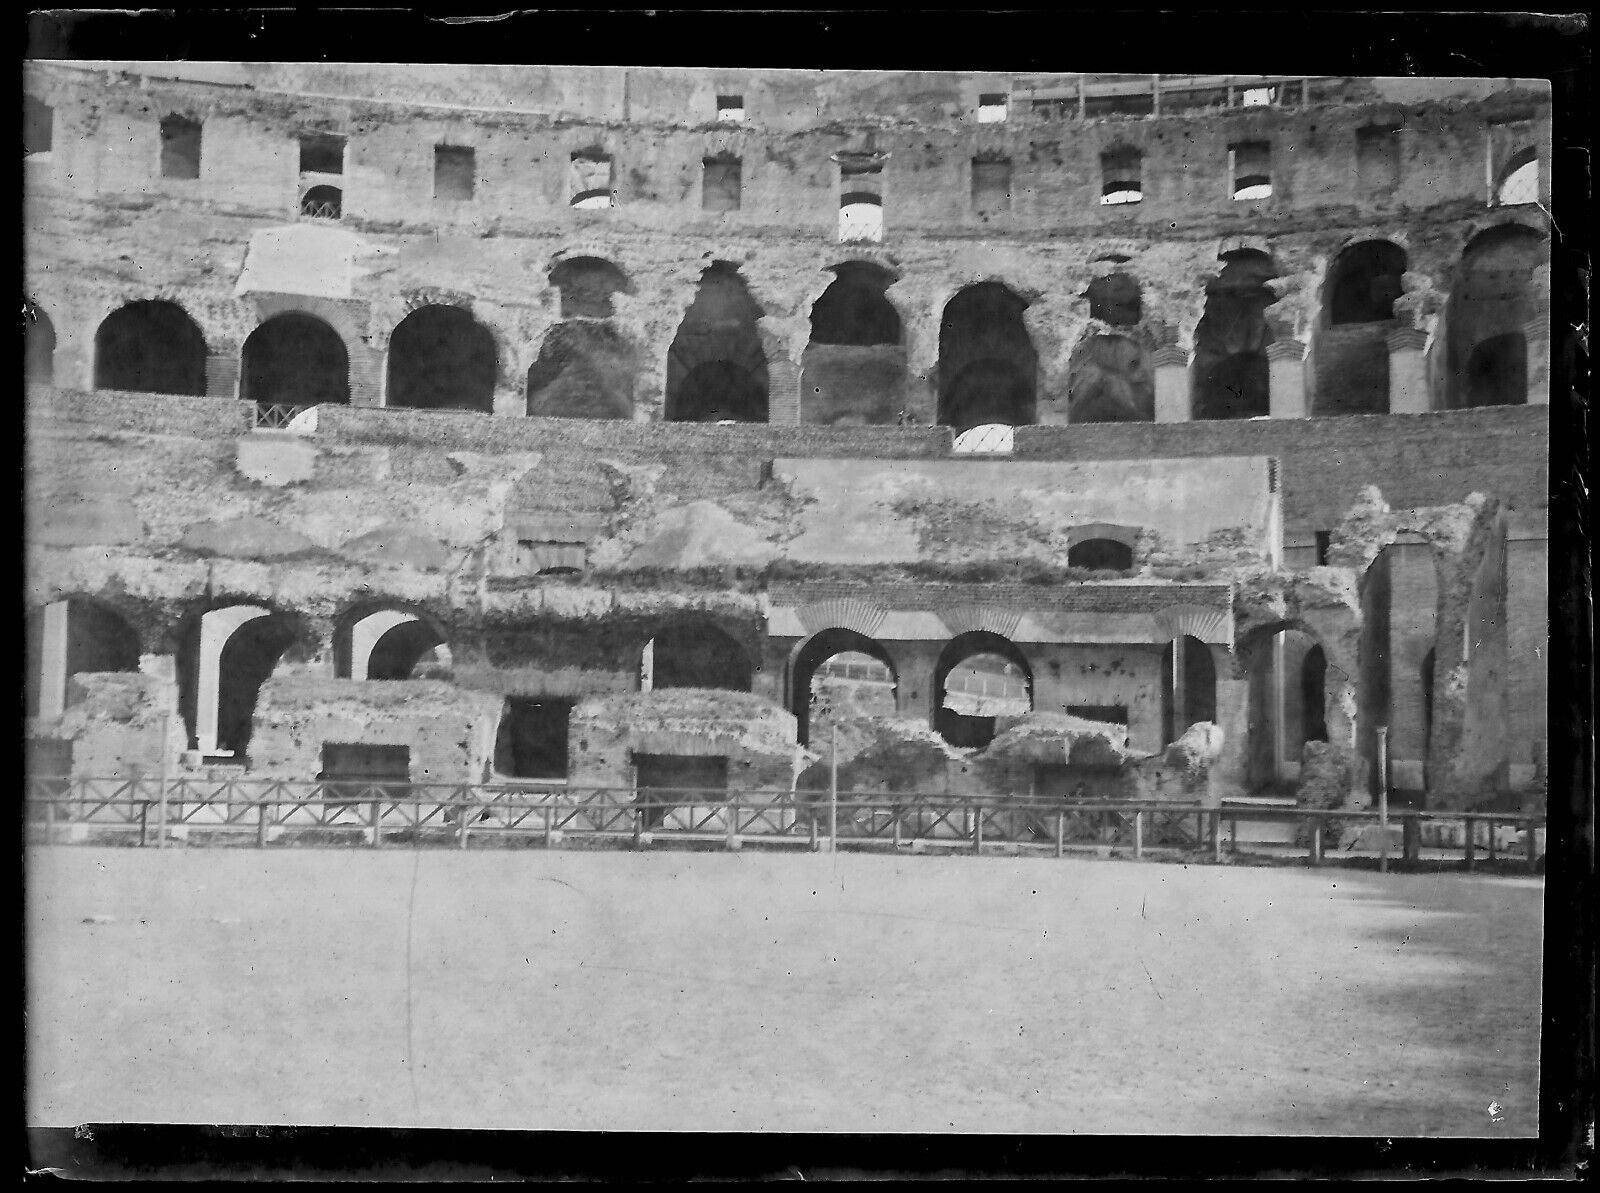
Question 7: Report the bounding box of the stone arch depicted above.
[549,255,633,319]
[25,302,55,385]
[332,603,451,681]
[1312,239,1408,416]
[526,321,640,419]
[1067,538,1135,571]
[1440,223,1543,409]
[241,312,351,408]
[1193,249,1277,420]
[665,261,768,423]
[1237,621,1335,792]
[788,628,899,746]
[173,602,312,757]
[934,631,1033,749]
[93,300,208,396]
[386,304,497,414]
[937,282,1037,429]
[801,261,906,425]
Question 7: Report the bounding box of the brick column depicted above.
[1152,346,1191,423]
[766,357,802,425]
[1385,326,1430,415]
[1266,339,1308,419]
[205,348,240,401]
[1524,314,1550,405]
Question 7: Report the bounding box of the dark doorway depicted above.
[1193,250,1276,420]
[241,313,350,409]
[1464,333,1527,408]
[387,305,497,414]
[938,283,1037,429]
[634,753,728,827]
[94,301,208,396]
[319,743,410,805]
[648,623,753,692]
[1161,635,1217,745]
[1068,538,1134,571]
[493,698,573,780]
[26,306,55,384]
[665,263,768,423]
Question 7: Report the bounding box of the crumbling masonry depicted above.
[24,66,1551,817]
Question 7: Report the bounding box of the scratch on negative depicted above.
[1139,956,1164,1000]
[405,849,423,1118]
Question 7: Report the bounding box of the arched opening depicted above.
[1067,538,1134,572]
[665,262,768,423]
[334,608,449,681]
[25,304,55,385]
[1494,147,1539,207]
[838,194,883,243]
[1159,635,1217,745]
[1442,224,1543,410]
[934,632,1032,749]
[1314,240,1407,416]
[241,313,350,409]
[549,256,631,319]
[642,622,752,692]
[26,598,142,719]
[1464,332,1528,408]
[1245,627,1325,791]
[525,322,638,420]
[94,300,207,396]
[176,605,302,758]
[300,184,342,220]
[938,283,1037,429]
[386,305,497,414]
[1193,250,1277,420]
[1067,334,1154,423]
[1329,241,1407,325]
[1086,272,1141,325]
[802,262,905,425]
[789,628,898,746]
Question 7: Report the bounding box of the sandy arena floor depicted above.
[24,846,1543,1136]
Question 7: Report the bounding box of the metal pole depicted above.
[155,711,171,850]
[257,798,269,849]
[1377,726,1389,874]
[828,724,838,855]
[1465,818,1476,872]
[1210,809,1222,863]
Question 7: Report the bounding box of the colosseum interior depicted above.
[22,63,1554,826]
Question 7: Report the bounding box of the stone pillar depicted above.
[37,600,70,720]
[766,356,802,425]
[1152,346,1191,423]
[1208,646,1251,801]
[1525,314,1550,405]
[1386,326,1430,415]
[206,349,240,401]
[1266,339,1308,419]
[195,605,271,755]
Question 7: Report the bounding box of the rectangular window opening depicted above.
[839,156,885,243]
[159,114,202,180]
[299,132,346,175]
[1101,148,1143,205]
[971,157,1011,214]
[977,92,1008,123]
[494,698,573,780]
[1230,141,1272,200]
[1356,125,1402,191]
[702,155,742,213]
[570,151,614,208]
[1241,86,1276,107]
[716,94,745,122]
[634,754,730,825]
[25,96,52,155]
[434,144,475,200]
[1314,530,1332,566]
[319,743,410,804]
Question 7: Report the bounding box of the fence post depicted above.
[973,805,983,856]
[1527,818,1540,873]
[633,806,642,851]
[1464,818,1476,872]
[1055,812,1064,859]
[828,725,839,855]
[458,799,470,850]
[1377,726,1390,874]
[1210,809,1222,863]
[809,810,818,852]
[139,796,150,848]
[1133,810,1144,859]
[43,793,56,845]
[1487,818,1497,863]
[370,798,384,849]
[1310,823,1323,867]
[155,711,172,849]
[893,808,902,850]
[257,799,270,849]
[544,799,554,849]
[725,795,737,852]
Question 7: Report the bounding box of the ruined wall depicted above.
[30,673,187,780]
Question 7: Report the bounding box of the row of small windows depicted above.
[24,96,1544,218]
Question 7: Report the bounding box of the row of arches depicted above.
[25,225,1543,421]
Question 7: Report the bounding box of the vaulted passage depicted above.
[493,697,573,779]
[802,262,905,425]
[26,598,142,719]
[526,322,639,420]
[1193,250,1276,420]
[665,263,768,423]
[241,313,350,409]
[935,632,1032,749]
[938,283,1037,430]
[1443,224,1542,409]
[177,607,302,758]
[1246,628,1327,791]
[550,256,631,319]
[1068,334,1153,422]
[1314,240,1407,416]
[1160,635,1216,745]
[387,305,497,414]
[790,628,898,745]
[94,300,207,396]
[1067,538,1134,571]
[26,305,54,384]
[643,622,753,692]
